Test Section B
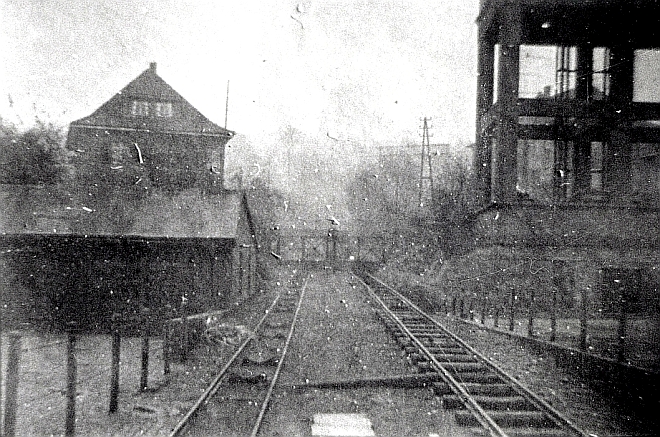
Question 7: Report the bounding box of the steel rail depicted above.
[169,294,283,437]
[365,273,589,437]
[354,273,508,437]
[360,274,588,437]
[250,279,308,437]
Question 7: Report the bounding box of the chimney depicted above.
[149,62,157,74]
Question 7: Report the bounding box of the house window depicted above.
[131,100,150,116]
[110,143,130,167]
[155,102,173,117]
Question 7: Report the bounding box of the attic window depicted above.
[155,101,173,117]
[131,100,150,116]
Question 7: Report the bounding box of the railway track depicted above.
[355,271,589,437]
[169,279,307,437]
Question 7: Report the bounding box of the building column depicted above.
[492,2,521,204]
[573,45,594,196]
[605,44,635,197]
[475,24,495,204]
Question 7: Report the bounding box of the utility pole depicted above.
[419,117,434,207]
[224,80,230,129]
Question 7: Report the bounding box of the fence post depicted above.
[580,286,588,351]
[109,330,121,413]
[527,288,535,337]
[550,288,557,342]
[163,321,171,376]
[65,332,77,437]
[140,335,149,392]
[4,332,21,437]
[481,295,487,325]
[0,309,3,430]
[509,287,515,332]
[617,285,627,363]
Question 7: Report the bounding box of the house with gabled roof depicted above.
[0,63,258,332]
[66,62,233,193]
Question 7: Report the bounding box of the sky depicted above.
[0,0,480,155]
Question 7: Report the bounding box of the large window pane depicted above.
[632,143,660,206]
[517,139,555,203]
[519,45,577,99]
[592,48,611,100]
[633,49,660,103]
[519,45,557,98]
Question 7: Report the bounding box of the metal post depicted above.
[4,332,21,437]
[109,331,120,413]
[494,306,500,328]
[65,333,76,437]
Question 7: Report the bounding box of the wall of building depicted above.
[66,126,225,194]
[0,236,241,333]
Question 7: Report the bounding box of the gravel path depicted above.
[437,317,659,436]
[262,268,466,437]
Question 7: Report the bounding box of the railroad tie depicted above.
[226,370,269,384]
[432,382,515,397]
[454,410,555,428]
[416,361,487,372]
[441,394,531,411]
[242,356,280,367]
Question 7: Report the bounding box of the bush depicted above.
[0,117,72,184]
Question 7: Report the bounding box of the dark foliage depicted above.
[0,117,72,184]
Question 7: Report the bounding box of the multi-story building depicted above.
[469,0,659,368]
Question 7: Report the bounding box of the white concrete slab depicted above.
[311,413,376,436]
